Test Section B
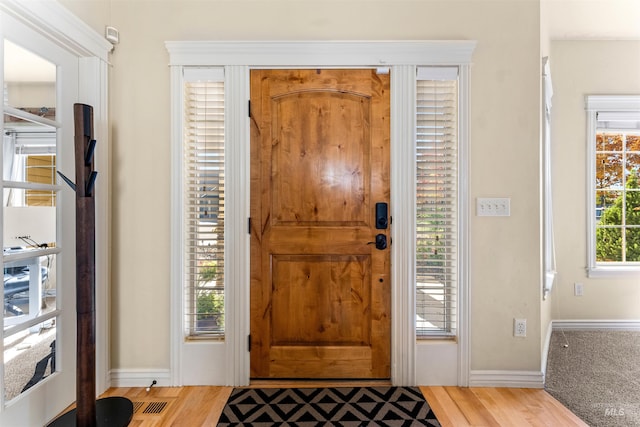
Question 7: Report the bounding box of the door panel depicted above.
[250,69,390,379]
[1,10,78,423]
[270,91,370,226]
[270,255,371,346]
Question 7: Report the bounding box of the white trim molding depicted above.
[541,320,554,378]
[165,40,476,67]
[469,370,545,389]
[390,65,416,386]
[457,61,472,388]
[0,0,113,60]
[169,64,185,387]
[167,40,476,387]
[552,319,640,331]
[223,65,251,386]
[110,369,172,388]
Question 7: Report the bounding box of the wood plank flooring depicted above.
[97,385,588,426]
[421,386,588,426]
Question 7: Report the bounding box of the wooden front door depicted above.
[250,69,390,379]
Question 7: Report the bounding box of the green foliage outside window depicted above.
[195,261,224,329]
[596,171,640,262]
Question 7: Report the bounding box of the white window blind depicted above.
[597,111,640,129]
[416,67,458,337]
[183,68,225,337]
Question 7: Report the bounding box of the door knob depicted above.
[367,234,387,250]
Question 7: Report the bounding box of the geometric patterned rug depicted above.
[217,387,441,426]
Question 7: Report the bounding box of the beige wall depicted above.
[60,0,544,376]
[550,40,640,320]
[545,0,640,40]
[5,83,56,109]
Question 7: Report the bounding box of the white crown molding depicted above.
[165,40,477,67]
[0,0,113,60]
[469,370,545,389]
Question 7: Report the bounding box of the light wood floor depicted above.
[97,385,588,426]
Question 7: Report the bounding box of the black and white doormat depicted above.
[217,386,441,426]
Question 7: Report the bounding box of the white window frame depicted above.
[168,41,475,386]
[586,95,640,278]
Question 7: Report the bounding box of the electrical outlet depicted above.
[514,318,527,337]
[477,198,511,216]
[574,282,584,296]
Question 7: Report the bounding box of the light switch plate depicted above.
[477,198,511,216]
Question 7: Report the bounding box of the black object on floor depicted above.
[46,397,134,427]
[217,386,441,426]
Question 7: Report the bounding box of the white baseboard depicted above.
[110,369,172,388]
[113,321,640,390]
[468,370,544,388]
[552,319,640,331]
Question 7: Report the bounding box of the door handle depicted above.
[367,234,387,250]
[376,202,388,229]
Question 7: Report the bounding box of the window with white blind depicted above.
[183,68,225,337]
[586,95,640,277]
[416,67,458,338]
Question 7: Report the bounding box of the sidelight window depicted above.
[182,68,225,337]
[415,67,458,338]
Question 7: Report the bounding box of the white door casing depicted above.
[168,41,475,387]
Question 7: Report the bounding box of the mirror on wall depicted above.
[4,40,56,112]
[3,38,58,402]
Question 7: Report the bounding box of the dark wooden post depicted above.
[47,104,132,427]
[74,103,97,427]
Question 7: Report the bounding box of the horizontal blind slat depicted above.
[184,78,226,337]
[416,75,458,337]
